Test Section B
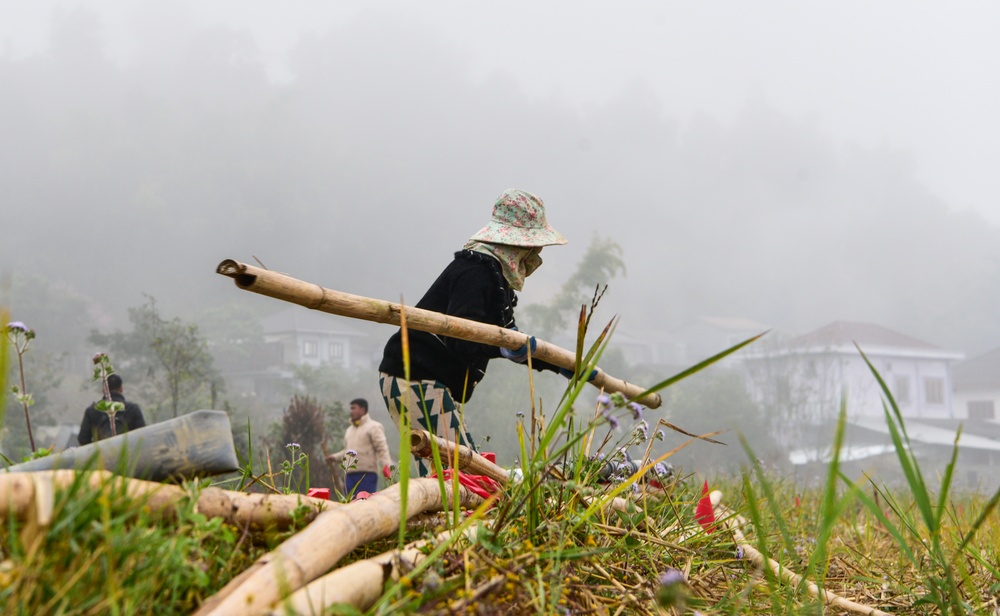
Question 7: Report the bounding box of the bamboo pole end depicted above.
[216,259,258,289]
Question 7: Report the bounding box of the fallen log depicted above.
[194,478,486,616]
[271,524,482,615]
[216,258,662,408]
[0,470,334,531]
[3,410,238,482]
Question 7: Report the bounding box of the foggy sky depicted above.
[2,0,1000,360]
[5,1,999,225]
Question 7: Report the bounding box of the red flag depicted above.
[695,480,716,533]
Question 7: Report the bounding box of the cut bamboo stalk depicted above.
[272,524,481,615]
[195,478,485,616]
[410,429,510,484]
[216,259,661,408]
[0,470,334,531]
[716,497,891,616]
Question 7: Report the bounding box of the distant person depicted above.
[326,398,393,495]
[78,373,147,445]
[377,189,574,475]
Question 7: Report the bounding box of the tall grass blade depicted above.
[804,396,849,602]
[857,345,937,532]
[934,425,961,531]
[632,332,766,400]
[739,433,797,559]
[957,484,1000,553]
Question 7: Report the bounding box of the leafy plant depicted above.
[90,352,125,438]
[4,320,37,454]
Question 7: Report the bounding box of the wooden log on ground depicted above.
[3,410,238,481]
[0,470,334,531]
[216,259,662,408]
[194,478,485,616]
[410,430,510,484]
[272,524,481,615]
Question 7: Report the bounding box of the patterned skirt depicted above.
[379,372,478,476]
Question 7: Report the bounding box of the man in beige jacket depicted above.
[326,398,394,495]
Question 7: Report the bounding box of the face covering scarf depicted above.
[462,240,542,291]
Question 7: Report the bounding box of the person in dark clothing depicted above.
[78,373,146,445]
[378,188,572,475]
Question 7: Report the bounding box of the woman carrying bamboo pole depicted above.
[378,189,585,475]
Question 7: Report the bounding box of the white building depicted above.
[261,306,374,371]
[952,346,1000,422]
[743,321,964,423]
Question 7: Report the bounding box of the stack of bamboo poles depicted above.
[194,478,486,615]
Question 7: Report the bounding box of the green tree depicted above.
[659,369,781,475]
[264,395,343,492]
[89,296,221,420]
[519,234,626,339]
[195,303,269,373]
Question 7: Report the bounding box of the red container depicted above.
[306,487,330,500]
[482,452,496,464]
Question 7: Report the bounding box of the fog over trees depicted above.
[5,5,998,349]
[3,4,1000,466]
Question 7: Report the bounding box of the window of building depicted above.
[924,377,944,405]
[329,342,344,359]
[968,400,996,420]
[894,375,911,405]
[302,340,318,358]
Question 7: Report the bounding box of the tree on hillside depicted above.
[264,395,346,493]
[89,296,221,419]
[519,234,626,340]
[660,369,781,475]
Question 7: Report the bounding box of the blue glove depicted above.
[559,367,598,382]
[501,335,536,363]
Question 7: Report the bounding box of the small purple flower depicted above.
[286,442,300,450]
[596,393,612,408]
[516,411,524,418]
[654,462,668,477]
[627,402,643,420]
[736,546,745,560]
[5,321,27,333]
[345,449,358,457]
[634,420,649,441]
[92,352,107,364]
[655,429,665,441]
[606,414,619,430]
[659,568,685,587]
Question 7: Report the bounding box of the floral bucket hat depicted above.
[468,189,568,247]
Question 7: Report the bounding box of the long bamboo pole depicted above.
[194,478,485,616]
[216,259,662,408]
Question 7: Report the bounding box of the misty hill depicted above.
[3,6,1000,359]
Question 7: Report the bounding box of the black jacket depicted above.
[78,392,146,445]
[378,250,558,402]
